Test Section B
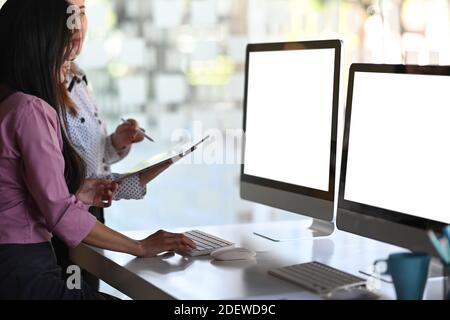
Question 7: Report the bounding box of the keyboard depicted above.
[269,261,366,295]
[184,230,234,257]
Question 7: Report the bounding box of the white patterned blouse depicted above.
[64,65,146,200]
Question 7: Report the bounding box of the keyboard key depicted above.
[183,230,234,257]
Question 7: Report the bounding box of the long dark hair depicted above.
[0,0,86,193]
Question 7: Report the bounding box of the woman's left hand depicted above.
[112,119,144,150]
[76,179,118,208]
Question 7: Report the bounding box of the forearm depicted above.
[83,221,144,257]
[139,161,172,186]
[106,173,146,200]
[139,171,154,186]
[105,134,130,164]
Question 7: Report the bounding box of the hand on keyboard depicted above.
[183,230,234,257]
[138,230,197,257]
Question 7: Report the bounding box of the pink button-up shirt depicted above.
[0,92,96,248]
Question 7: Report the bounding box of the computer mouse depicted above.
[210,247,256,261]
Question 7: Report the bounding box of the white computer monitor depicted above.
[338,64,450,253]
[241,40,342,240]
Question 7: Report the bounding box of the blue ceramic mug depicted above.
[444,263,450,300]
[374,252,431,300]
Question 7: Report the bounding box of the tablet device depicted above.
[114,135,210,182]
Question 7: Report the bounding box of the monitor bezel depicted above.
[338,63,450,232]
[241,40,342,202]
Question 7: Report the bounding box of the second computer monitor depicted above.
[241,40,342,237]
[338,64,450,254]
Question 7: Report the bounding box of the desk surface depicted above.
[70,221,444,300]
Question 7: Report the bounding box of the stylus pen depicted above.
[358,271,392,284]
[121,118,155,142]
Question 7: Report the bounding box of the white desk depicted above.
[70,221,444,300]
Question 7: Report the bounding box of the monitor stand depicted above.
[253,218,335,242]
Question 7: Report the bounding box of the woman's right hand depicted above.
[112,119,144,150]
[84,224,196,259]
[76,179,118,208]
[137,230,196,258]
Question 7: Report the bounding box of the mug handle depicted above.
[373,259,389,275]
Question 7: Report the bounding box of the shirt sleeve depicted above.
[107,173,147,200]
[104,134,131,165]
[16,98,96,248]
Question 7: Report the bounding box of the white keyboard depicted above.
[184,230,234,257]
[269,261,366,295]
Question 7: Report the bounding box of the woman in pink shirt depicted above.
[0,0,195,300]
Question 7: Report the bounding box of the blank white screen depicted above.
[244,49,336,192]
[344,72,450,224]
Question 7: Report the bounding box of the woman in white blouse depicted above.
[64,64,165,204]
[54,0,171,288]
[64,1,168,207]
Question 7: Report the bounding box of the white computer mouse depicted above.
[210,247,256,261]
